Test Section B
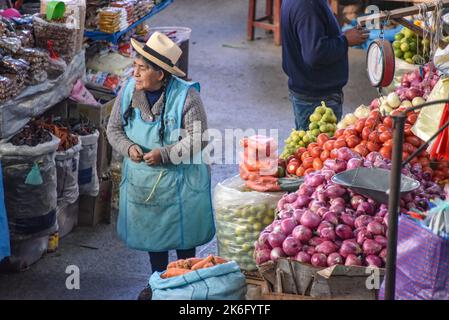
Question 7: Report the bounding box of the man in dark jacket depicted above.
[281,0,369,130]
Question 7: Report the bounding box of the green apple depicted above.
[404,51,413,60]
[406,58,414,64]
[400,42,409,52]
[395,33,404,41]
[311,129,321,136]
[394,49,403,58]
[242,243,252,253]
[297,130,306,138]
[316,106,327,115]
[309,122,319,130]
[253,222,263,232]
[393,40,401,49]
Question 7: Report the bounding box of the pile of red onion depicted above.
[395,64,439,101]
[254,150,445,269]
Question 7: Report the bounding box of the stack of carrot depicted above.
[161,255,228,279]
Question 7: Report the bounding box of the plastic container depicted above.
[147,27,192,79]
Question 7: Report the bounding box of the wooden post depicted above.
[266,0,273,24]
[248,0,256,41]
[274,0,282,46]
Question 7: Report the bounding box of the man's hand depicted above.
[128,144,143,163]
[344,27,369,47]
[143,149,162,166]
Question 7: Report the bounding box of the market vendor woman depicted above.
[107,32,215,298]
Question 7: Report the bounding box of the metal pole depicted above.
[385,114,406,300]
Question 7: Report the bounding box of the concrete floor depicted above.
[0,0,378,299]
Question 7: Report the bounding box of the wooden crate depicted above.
[258,258,385,300]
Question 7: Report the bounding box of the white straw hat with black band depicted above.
[131,31,186,77]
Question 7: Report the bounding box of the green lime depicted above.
[297,130,306,138]
[302,135,310,144]
[394,33,404,41]
[312,129,321,136]
[309,122,319,130]
[309,113,322,122]
[393,41,401,49]
[406,58,414,64]
[400,42,409,52]
[408,41,417,52]
[404,52,413,60]
[394,49,403,58]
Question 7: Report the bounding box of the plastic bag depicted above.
[56,140,82,206]
[78,130,99,196]
[0,135,59,241]
[434,44,449,76]
[213,175,285,271]
[69,79,100,106]
[0,161,10,261]
[379,215,449,300]
[424,200,449,237]
[149,261,247,300]
[429,103,449,161]
[412,78,449,142]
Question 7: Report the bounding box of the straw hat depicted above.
[131,32,185,77]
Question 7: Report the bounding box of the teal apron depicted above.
[118,77,215,252]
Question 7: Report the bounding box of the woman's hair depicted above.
[123,53,172,145]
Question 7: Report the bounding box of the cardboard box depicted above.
[78,175,112,226]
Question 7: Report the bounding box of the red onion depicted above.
[355,215,374,229]
[357,202,375,215]
[326,185,346,198]
[327,252,344,267]
[321,169,336,181]
[323,159,336,170]
[405,87,422,101]
[284,193,297,204]
[268,232,287,248]
[270,247,286,261]
[294,251,311,264]
[335,224,353,240]
[309,236,325,247]
[301,210,321,228]
[345,254,362,266]
[365,255,383,268]
[317,221,334,232]
[304,245,316,256]
[292,225,313,243]
[282,236,302,256]
[363,239,382,255]
[316,207,328,217]
[256,232,272,250]
[295,195,310,208]
[281,218,297,236]
[337,147,354,161]
[367,221,385,235]
[278,209,293,220]
[347,158,363,170]
[356,227,373,245]
[339,240,362,258]
[379,248,387,264]
[319,227,336,241]
[309,200,328,213]
[277,199,286,211]
[333,159,347,173]
[255,248,271,265]
[323,211,339,225]
[330,197,346,207]
[366,152,382,163]
[307,174,325,187]
[329,203,345,214]
[292,209,305,223]
[340,213,355,227]
[316,241,337,255]
[298,184,314,197]
[311,253,327,268]
[374,235,387,248]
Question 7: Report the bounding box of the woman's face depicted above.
[133,57,164,91]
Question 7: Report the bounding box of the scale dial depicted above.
[367,40,395,88]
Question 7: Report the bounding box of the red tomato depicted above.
[423,166,433,178]
[404,124,413,136]
[330,149,339,159]
[355,119,366,133]
[419,157,430,168]
[334,129,345,139]
[302,157,314,169]
[403,142,415,154]
[383,139,393,148]
[313,158,323,170]
[310,146,322,158]
[365,118,376,128]
[346,135,361,148]
[359,140,368,146]
[354,144,369,157]
[334,139,347,149]
[379,146,391,159]
[320,150,330,162]
[317,133,329,147]
[367,141,380,152]
[307,142,319,152]
[362,127,371,141]
[287,162,300,175]
[370,110,381,119]
[323,140,335,151]
[296,166,305,177]
[383,117,393,128]
[343,128,357,138]
[377,125,389,133]
[405,136,422,148]
[368,131,380,143]
[407,113,418,125]
[294,147,307,159]
[304,168,316,175]
[301,151,311,162]
[379,131,392,143]
[402,151,410,161]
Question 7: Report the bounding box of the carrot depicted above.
[191,255,214,271]
[167,259,187,269]
[186,257,203,266]
[202,262,214,269]
[161,268,191,279]
[213,256,228,264]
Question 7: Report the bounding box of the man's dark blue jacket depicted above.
[281,0,349,97]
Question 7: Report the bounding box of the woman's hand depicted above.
[144,149,162,166]
[128,144,144,162]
